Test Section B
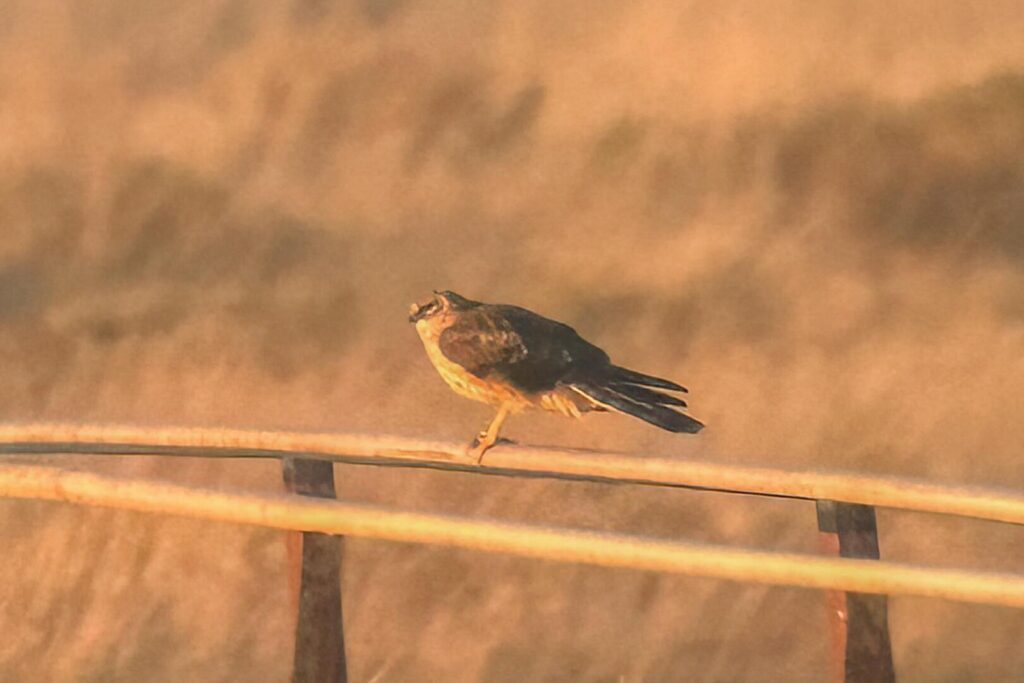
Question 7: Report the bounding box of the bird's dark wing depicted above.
[438,304,610,393]
[570,382,703,433]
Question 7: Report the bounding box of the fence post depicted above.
[816,500,896,683]
[283,458,348,683]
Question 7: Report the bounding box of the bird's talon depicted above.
[464,436,514,465]
[465,441,489,464]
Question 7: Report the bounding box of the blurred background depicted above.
[0,1,1023,680]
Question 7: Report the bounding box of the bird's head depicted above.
[408,290,477,323]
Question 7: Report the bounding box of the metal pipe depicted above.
[1,423,1023,525]
[1,463,1024,609]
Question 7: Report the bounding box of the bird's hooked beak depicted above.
[409,300,436,323]
[409,291,450,322]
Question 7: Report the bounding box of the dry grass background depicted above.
[0,1,1023,680]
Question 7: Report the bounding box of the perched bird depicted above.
[409,290,703,460]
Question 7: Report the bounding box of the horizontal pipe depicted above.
[1,463,1023,608]
[1,423,1023,525]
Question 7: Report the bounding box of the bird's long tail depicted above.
[569,367,704,434]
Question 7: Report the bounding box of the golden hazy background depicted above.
[1,1,1023,681]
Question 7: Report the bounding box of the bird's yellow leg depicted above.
[469,402,512,463]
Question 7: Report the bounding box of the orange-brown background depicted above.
[1,1,1023,681]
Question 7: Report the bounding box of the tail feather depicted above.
[609,382,687,408]
[609,365,688,393]
[571,383,704,434]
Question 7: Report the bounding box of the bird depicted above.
[409,290,703,461]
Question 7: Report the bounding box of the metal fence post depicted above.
[816,500,896,683]
[283,458,348,683]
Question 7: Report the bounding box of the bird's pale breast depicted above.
[416,318,529,409]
